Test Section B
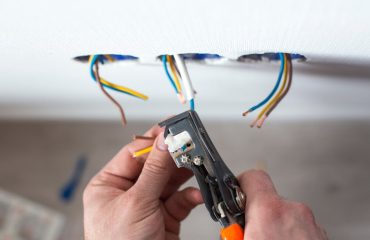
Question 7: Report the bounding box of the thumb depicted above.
[133,132,176,201]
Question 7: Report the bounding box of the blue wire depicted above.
[89,55,141,99]
[89,55,99,79]
[162,55,178,93]
[248,53,285,112]
[190,99,195,110]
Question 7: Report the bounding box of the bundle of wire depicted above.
[89,55,148,126]
[162,55,196,110]
[130,54,197,159]
[243,53,293,128]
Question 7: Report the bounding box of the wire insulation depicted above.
[173,54,196,102]
[105,54,114,62]
[167,55,182,93]
[173,54,196,110]
[162,55,178,93]
[133,146,153,158]
[190,99,195,110]
[257,54,293,128]
[266,54,293,117]
[93,60,127,126]
[89,55,148,100]
[243,53,285,115]
[257,54,288,120]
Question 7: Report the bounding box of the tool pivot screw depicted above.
[180,154,191,164]
[193,156,203,166]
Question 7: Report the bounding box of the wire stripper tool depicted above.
[159,110,246,240]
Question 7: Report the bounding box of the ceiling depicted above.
[1,0,370,121]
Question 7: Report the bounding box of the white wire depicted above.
[173,54,195,102]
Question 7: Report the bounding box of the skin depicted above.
[83,125,328,240]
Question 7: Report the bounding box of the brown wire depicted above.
[171,55,182,78]
[93,61,127,127]
[265,54,293,117]
[132,135,155,141]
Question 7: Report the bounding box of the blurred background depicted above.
[1,0,370,239]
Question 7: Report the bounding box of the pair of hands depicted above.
[83,125,328,240]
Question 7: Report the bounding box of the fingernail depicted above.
[156,132,168,151]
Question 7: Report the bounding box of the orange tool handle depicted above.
[220,223,244,240]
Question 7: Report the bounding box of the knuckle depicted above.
[240,169,266,179]
[257,195,285,222]
[296,202,313,215]
[240,169,272,187]
[240,169,271,186]
[294,202,315,222]
[124,188,140,204]
[249,169,270,179]
[124,188,158,213]
[268,197,285,218]
[144,157,169,176]
[95,171,111,183]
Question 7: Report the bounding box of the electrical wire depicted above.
[132,135,155,157]
[167,55,182,93]
[172,56,182,79]
[190,99,195,111]
[162,55,179,94]
[257,54,293,127]
[89,55,148,100]
[104,54,114,62]
[133,146,153,158]
[167,55,185,103]
[173,54,196,110]
[133,135,155,140]
[93,60,127,127]
[243,53,285,116]
[250,53,288,127]
[266,55,292,116]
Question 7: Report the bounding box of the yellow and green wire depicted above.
[89,55,148,100]
[244,53,291,127]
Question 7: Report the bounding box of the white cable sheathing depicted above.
[173,54,195,101]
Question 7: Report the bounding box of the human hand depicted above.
[83,125,203,240]
[239,170,328,240]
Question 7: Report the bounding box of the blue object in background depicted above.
[59,155,88,202]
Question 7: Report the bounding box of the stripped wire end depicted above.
[177,93,186,104]
[250,118,259,128]
[132,135,155,141]
[257,115,267,128]
[242,111,250,117]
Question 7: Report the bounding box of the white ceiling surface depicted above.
[1,0,370,121]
